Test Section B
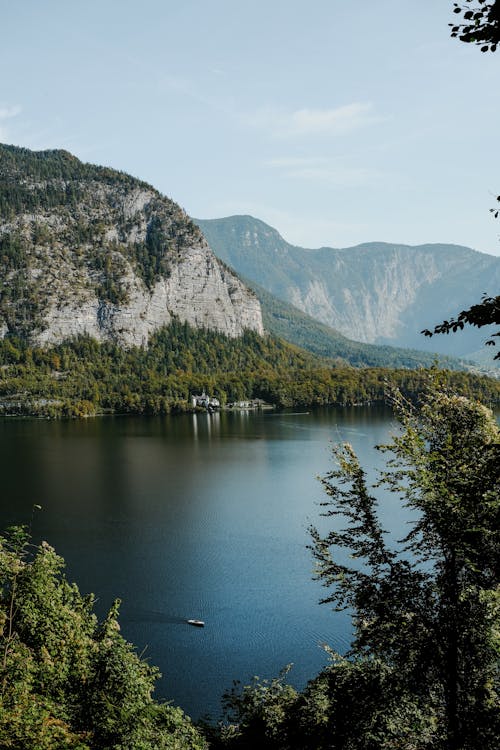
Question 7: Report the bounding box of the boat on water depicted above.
[187,619,205,627]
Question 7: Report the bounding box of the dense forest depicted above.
[1,320,499,418]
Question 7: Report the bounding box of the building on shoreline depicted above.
[191,392,220,409]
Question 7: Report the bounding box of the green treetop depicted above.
[310,378,500,749]
[0,525,207,750]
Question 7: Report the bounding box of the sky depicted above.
[1,0,499,255]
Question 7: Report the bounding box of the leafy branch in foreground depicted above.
[0,526,206,749]
[450,1,500,51]
[422,293,500,358]
[434,5,500,358]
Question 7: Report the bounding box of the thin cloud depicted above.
[246,102,382,138]
[0,104,21,144]
[265,156,382,188]
[0,105,21,120]
[289,103,375,135]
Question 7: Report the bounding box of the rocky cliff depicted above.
[0,146,263,347]
[196,215,500,361]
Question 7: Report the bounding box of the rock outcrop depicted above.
[196,215,500,361]
[0,146,263,346]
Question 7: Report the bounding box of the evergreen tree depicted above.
[310,378,500,749]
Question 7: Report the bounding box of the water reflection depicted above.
[1,405,487,718]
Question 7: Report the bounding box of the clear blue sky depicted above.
[2,0,499,254]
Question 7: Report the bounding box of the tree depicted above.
[310,379,500,749]
[423,5,500,357]
[422,292,500,359]
[0,526,207,749]
[450,1,500,51]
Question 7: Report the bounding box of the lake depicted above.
[0,406,418,719]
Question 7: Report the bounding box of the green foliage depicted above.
[127,207,203,288]
[440,4,500,357]
[309,379,500,749]
[0,231,44,338]
[451,1,500,51]
[209,667,298,750]
[0,232,28,272]
[86,242,129,305]
[423,293,500,359]
[211,656,437,749]
[0,144,204,306]
[0,526,207,750]
[210,379,500,749]
[0,322,499,419]
[208,382,500,750]
[0,144,148,220]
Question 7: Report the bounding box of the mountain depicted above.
[195,215,500,362]
[1,146,499,419]
[0,145,263,347]
[248,279,465,370]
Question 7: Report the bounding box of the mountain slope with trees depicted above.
[0,144,263,347]
[246,278,467,370]
[196,215,500,362]
[2,322,500,418]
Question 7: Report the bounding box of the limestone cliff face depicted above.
[0,146,263,346]
[196,216,500,359]
[286,246,448,343]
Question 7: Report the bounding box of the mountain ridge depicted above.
[0,145,263,346]
[195,215,500,361]
[242,277,468,370]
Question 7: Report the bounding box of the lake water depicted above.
[0,406,416,719]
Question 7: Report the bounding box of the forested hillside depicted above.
[249,278,467,369]
[1,321,499,418]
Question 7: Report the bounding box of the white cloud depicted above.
[288,103,375,135]
[246,102,381,138]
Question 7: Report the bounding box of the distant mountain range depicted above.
[240,278,464,370]
[2,145,499,420]
[0,144,489,374]
[196,215,500,365]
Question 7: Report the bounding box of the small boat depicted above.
[187,619,205,627]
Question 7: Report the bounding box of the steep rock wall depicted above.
[0,147,263,346]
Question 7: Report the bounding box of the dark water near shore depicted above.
[0,406,420,718]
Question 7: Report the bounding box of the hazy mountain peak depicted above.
[196,215,500,363]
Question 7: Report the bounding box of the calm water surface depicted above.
[0,407,415,718]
